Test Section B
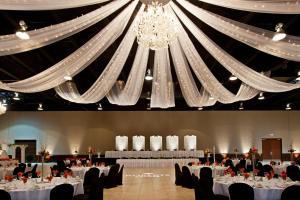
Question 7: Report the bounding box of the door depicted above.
[262,138,282,160]
[15,140,37,162]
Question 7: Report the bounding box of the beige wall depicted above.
[0,111,299,155]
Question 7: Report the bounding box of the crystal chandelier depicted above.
[0,102,7,115]
[136,1,178,50]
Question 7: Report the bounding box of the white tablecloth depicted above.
[0,177,83,200]
[190,165,228,177]
[71,166,110,179]
[105,150,204,158]
[0,160,18,167]
[117,159,199,168]
[213,176,298,200]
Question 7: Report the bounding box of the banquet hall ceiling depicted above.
[0,1,300,111]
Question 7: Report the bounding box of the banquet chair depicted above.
[0,189,11,200]
[181,166,194,189]
[83,168,104,200]
[12,166,26,176]
[281,185,300,200]
[104,164,120,188]
[175,163,183,186]
[263,164,273,173]
[116,164,124,185]
[228,183,254,200]
[286,165,300,181]
[24,164,38,178]
[50,183,74,200]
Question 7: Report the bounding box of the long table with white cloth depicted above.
[105,150,204,158]
[117,159,199,168]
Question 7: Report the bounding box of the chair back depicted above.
[286,165,300,181]
[200,167,212,180]
[229,183,254,200]
[116,164,124,185]
[281,185,300,200]
[50,183,74,200]
[182,166,194,189]
[0,189,11,200]
[194,179,215,200]
[12,166,25,176]
[104,164,120,188]
[175,163,183,186]
[263,164,273,173]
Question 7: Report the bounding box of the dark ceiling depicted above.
[0,0,300,111]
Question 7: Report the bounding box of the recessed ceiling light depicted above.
[198,107,203,111]
[147,103,151,110]
[258,92,265,100]
[286,103,291,110]
[15,20,30,40]
[2,99,7,106]
[145,69,153,81]
[13,92,20,101]
[209,95,214,100]
[272,23,286,42]
[64,75,72,81]
[229,74,238,81]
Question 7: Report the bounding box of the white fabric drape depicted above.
[0,0,129,56]
[184,135,197,151]
[132,136,145,151]
[172,3,300,93]
[196,0,300,14]
[150,136,163,151]
[167,5,260,104]
[115,136,128,151]
[175,0,300,62]
[55,4,143,104]
[106,45,149,105]
[0,0,111,10]
[151,49,175,108]
[0,0,138,93]
[166,135,179,151]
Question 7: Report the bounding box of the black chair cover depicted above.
[175,163,183,186]
[229,183,254,200]
[281,185,300,200]
[50,183,74,200]
[116,164,124,185]
[286,165,300,181]
[0,189,11,200]
[181,166,194,189]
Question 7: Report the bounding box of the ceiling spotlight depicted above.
[239,102,244,110]
[64,75,72,81]
[15,20,30,40]
[147,103,151,110]
[2,99,7,106]
[145,69,153,81]
[229,74,238,81]
[286,103,291,110]
[97,103,103,111]
[146,91,151,100]
[13,92,20,101]
[198,107,203,111]
[209,95,214,100]
[258,92,265,100]
[296,71,300,81]
[37,103,43,111]
[272,23,286,42]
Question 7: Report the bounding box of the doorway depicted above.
[15,140,37,163]
[262,138,282,160]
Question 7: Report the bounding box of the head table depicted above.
[0,177,83,200]
[213,175,299,200]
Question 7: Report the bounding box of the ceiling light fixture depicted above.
[197,107,203,111]
[286,103,291,110]
[136,1,178,50]
[229,74,238,81]
[64,75,72,81]
[146,91,151,100]
[145,69,153,81]
[272,23,286,42]
[2,99,7,106]
[147,103,151,110]
[15,20,30,40]
[258,92,265,100]
[239,102,244,110]
[37,103,43,111]
[209,95,214,100]
[97,103,103,111]
[296,71,300,81]
[13,92,20,101]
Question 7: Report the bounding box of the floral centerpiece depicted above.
[87,146,96,161]
[204,148,211,163]
[38,145,50,181]
[248,147,258,179]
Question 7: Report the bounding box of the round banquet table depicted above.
[0,177,83,200]
[190,165,228,177]
[71,166,110,178]
[213,176,298,200]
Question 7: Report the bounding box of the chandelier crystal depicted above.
[136,1,178,50]
[0,102,7,115]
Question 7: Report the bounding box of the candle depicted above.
[213,146,216,163]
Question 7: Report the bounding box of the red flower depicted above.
[17,172,23,177]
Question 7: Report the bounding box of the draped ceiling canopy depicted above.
[0,0,300,111]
